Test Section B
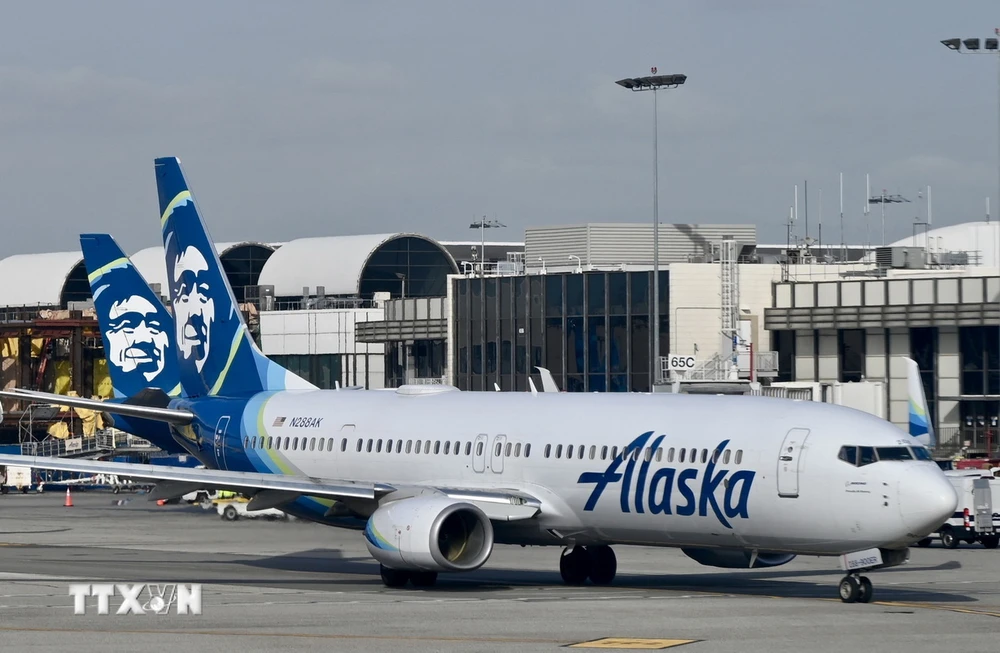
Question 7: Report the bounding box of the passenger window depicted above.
[644,448,653,462]
[679,449,686,463]
[397,440,404,454]
[601,445,608,460]
[524,443,531,458]
[556,444,563,459]
[506,443,512,457]
[723,450,730,464]
[366,439,373,453]
[632,448,641,462]
[544,444,551,458]
[515,443,522,457]
[611,446,619,460]
[454,441,460,455]
[578,446,585,460]
[912,446,932,461]
[655,447,663,462]
[566,445,574,459]
[356,439,362,452]
[318,437,325,451]
[387,439,394,453]
[701,449,708,464]
[377,439,384,453]
[477,442,485,456]
[667,447,675,463]
[444,441,451,455]
[416,440,423,454]
[838,446,858,465]
[465,442,472,455]
[735,450,743,465]
[858,446,876,466]
[342,439,348,452]
[589,445,596,460]
[434,441,441,454]
[290,437,297,451]
[711,449,719,464]
[405,440,412,454]
[310,438,316,452]
[495,443,502,457]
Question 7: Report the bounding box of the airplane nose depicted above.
[898,467,957,536]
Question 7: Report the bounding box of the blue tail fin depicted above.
[905,357,935,447]
[81,234,180,399]
[154,156,315,397]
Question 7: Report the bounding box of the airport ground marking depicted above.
[567,638,699,649]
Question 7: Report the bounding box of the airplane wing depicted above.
[0,454,379,501]
[0,389,194,425]
[0,454,544,521]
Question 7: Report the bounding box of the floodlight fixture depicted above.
[614,74,687,91]
[941,38,961,51]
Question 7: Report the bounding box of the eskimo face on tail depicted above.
[171,245,216,372]
[105,294,170,381]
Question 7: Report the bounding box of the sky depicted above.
[0,0,998,258]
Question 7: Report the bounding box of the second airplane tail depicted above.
[154,157,316,398]
[905,357,935,447]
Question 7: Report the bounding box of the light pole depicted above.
[469,216,506,278]
[616,69,687,386]
[942,33,1000,447]
[867,190,909,246]
[394,272,406,299]
[568,255,583,273]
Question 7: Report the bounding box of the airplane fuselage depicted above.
[173,388,946,555]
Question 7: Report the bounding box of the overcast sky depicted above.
[0,1,997,258]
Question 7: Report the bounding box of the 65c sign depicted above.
[667,355,697,371]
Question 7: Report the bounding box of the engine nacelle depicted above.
[681,547,796,569]
[364,496,494,573]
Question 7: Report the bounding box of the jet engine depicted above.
[364,496,494,573]
[681,547,796,569]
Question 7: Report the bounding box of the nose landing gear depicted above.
[838,574,873,603]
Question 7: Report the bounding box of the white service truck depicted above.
[916,471,1000,549]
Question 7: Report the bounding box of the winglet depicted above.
[905,357,934,447]
[535,367,560,392]
[528,378,538,396]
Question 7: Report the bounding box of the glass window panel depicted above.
[610,315,627,374]
[608,272,627,315]
[566,274,584,316]
[588,374,607,392]
[529,276,543,317]
[588,315,607,374]
[566,317,584,375]
[545,317,564,379]
[629,272,649,315]
[545,275,563,317]
[587,273,606,315]
[630,316,650,375]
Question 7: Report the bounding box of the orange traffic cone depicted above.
[156,499,166,506]
[64,488,73,507]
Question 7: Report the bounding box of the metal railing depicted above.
[19,429,155,458]
[933,427,1000,460]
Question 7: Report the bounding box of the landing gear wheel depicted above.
[222,505,239,521]
[839,575,861,603]
[410,571,438,588]
[587,545,617,585]
[379,564,410,588]
[916,538,933,548]
[857,576,873,604]
[981,535,1000,549]
[940,530,959,549]
[559,546,590,585]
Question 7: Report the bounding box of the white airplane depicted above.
[0,157,957,604]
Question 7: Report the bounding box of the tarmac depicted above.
[0,491,997,653]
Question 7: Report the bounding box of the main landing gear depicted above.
[379,564,438,588]
[838,574,873,604]
[559,545,617,585]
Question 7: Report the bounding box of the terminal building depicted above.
[1,219,998,460]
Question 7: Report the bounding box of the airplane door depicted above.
[490,434,507,474]
[472,433,488,473]
[214,416,231,470]
[776,428,810,498]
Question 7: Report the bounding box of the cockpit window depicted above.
[911,446,933,461]
[858,446,876,466]
[838,446,858,465]
[876,447,913,461]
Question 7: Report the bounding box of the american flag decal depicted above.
[272,417,286,427]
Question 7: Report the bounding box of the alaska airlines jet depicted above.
[0,157,957,604]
